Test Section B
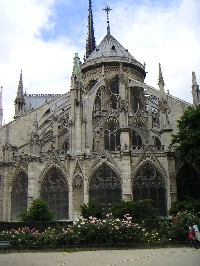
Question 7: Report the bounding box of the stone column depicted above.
[167,152,177,210]
[121,155,132,201]
[27,161,41,207]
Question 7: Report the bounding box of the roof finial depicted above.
[86,0,96,58]
[103,5,112,35]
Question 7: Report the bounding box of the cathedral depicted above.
[0,1,199,221]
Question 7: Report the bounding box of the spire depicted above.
[192,71,200,107]
[14,70,25,118]
[192,71,197,86]
[86,0,96,58]
[103,5,112,35]
[158,63,165,87]
[17,70,24,98]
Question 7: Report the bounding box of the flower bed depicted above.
[1,212,199,248]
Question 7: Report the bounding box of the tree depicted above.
[19,198,55,222]
[172,105,200,166]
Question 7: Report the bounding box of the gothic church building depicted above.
[0,1,200,221]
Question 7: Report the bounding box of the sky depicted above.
[0,0,200,123]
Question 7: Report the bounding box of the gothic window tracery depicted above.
[130,87,143,113]
[133,162,166,216]
[41,167,68,220]
[104,118,120,151]
[89,163,122,215]
[11,172,28,221]
[130,130,143,149]
[109,76,119,110]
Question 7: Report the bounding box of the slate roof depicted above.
[24,94,61,113]
[84,34,143,70]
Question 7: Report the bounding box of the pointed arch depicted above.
[132,161,167,216]
[11,170,28,221]
[89,162,122,215]
[40,165,69,220]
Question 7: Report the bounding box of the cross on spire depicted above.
[103,5,112,35]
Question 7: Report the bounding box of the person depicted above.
[188,224,195,248]
[193,224,200,249]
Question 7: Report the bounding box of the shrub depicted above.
[81,199,103,219]
[19,199,55,222]
[112,199,158,220]
[169,200,200,216]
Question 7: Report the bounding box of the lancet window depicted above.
[109,76,119,110]
[104,118,120,151]
[89,163,122,215]
[130,87,143,113]
[41,167,69,220]
[11,172,28,221]
[133,162,166,216]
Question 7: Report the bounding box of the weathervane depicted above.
[103,5,112,35]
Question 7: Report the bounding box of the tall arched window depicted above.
[109,76,119,110]
[89,163,122,215]
[130,87,143,113]
[11,172,28,221]
[41,167,69,220]
[104,118,120,151]
[133,162,166,216]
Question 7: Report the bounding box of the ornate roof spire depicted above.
[103,5,112,35]
[86,0,96,58]
[158,63,165,87]
[17,70,24,98]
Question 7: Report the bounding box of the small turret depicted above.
[14,70,25,118]
[192,71,200,107]
[71,53,84,107]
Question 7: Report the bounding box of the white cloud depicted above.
[0,0,77,123]
[1,0,200,123]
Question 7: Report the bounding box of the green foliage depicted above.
[170,200,200,216]
[81,199,103,219]
[19,199,55,222]
[172,105,200,165]
[112,199,158,220]
[2,213,199,247]
[159,211,200,242]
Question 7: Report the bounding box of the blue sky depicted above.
[0,0,200,123]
